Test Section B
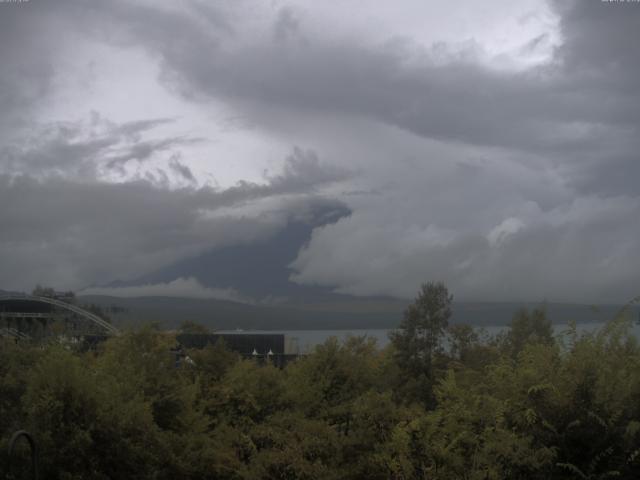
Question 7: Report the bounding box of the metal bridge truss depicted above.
[0,294,119,336]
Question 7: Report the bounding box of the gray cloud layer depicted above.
[1,0,639,302]
[0,132,351,290]
[65,0,638,189]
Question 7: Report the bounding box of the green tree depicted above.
[179,320,210,334]
[22,347,164,479]
[502,307,554,358]
[390,281,453,405]
[447,323,478,362]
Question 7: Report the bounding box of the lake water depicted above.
[219,321,640,354]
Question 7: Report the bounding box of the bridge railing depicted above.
[0,294,119,335]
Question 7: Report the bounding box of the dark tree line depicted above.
[1,282,639,479]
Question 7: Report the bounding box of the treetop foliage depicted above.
[1,284,640,479]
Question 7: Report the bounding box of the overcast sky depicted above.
[1,0,639,303]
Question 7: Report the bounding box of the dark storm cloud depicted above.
[273,7,301,43]
[0,115,201,180]
[265,147,352,194]
[7,1,638,190]
[117,118,176,138]
[49,0,637,197]
[168,154,196,184]
[104,136,202,172]
[0,2,59,133]
[548,0,640,194]
[292,193,640,303]
[1,0,639,301]
[0,150,350,290]
[554,0,640,84]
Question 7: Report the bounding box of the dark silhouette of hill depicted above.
[77,294,639,331]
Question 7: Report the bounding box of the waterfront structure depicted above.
[176,332,300,367]
[0,293,119,340]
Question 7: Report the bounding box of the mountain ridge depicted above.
[78,293,640,331]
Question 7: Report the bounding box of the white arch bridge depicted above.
[0,294,119,336]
